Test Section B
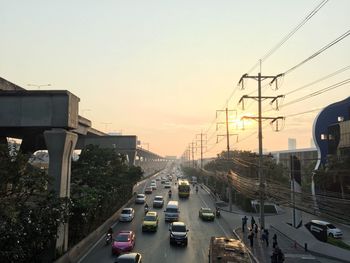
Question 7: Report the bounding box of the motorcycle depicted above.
[144,205,149,214]
[168,191,172,198]
[105,233,112,245]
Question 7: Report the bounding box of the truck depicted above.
[208,237,251,263]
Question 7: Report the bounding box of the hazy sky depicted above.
[1,0,349,157]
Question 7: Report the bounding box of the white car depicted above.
[150,182,157,190]
[119,208,135,222]
[135,194,146,204]
[153,195,164,208]
[310,220,343,238]
[164,181,171,188]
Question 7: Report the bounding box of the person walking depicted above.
[248,230,254,247]
[242,216,248,232]
[251,216,256,230]
[264,229,269,247]
[272,233,278,248]
[254,223,258,238]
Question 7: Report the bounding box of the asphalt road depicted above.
[79,173,236,263]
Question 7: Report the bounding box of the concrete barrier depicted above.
[55,169,164,263]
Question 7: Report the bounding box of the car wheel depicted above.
[184,241,188,247]
[329,233,334,238]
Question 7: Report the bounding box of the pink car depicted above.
[112,231,136,255]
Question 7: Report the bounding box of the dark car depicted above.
[115,252,142,263]
[169,221,188,246]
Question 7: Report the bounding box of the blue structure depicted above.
[312,97,350,169]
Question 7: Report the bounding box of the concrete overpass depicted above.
[0,77,167,255]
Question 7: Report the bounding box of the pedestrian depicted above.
[254,223,258,238]
[261,231,266,244]
[251,216,256,230]
[248,231,254,247]
[264,229,269,247]
[242,215,248,232]
[271,246,284,263]
[272,233,278,248]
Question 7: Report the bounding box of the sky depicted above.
[1,0,349,158]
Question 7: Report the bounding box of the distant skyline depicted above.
[1,0,349,157]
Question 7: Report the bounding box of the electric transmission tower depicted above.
[238,72,285,229]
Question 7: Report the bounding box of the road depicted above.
[79,172,237,263]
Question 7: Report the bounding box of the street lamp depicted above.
[27,83,51,90]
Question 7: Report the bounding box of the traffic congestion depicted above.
[79,164,245,263]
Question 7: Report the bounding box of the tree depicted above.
[0,145,67,263]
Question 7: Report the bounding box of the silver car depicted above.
[135,194,146,204]
[119,208,135,222]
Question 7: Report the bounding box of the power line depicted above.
[247,0,329,74]
[283,29,350,75]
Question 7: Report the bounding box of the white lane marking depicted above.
[77,221,119,263]
[198,194,229,237]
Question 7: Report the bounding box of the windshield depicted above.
[172,225,186,232]
[154,197,163,201]
[121,209,131,214]
[202,208,212,213]
[115,234,130,242]
[166,208,178,213]
[137,194,144,198]
[326,224,336,229]
[144,215,157,221]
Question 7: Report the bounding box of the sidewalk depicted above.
[234,227,320,263]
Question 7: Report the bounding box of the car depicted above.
[199,207,215,221]
[150,182,157,190]
[156,178,160,181]
[164,182,171,188]
[161,178,166,184]
[119,208,135,222]
[169,221,188,246]
[135,194,146,204]
[153,195,164,208]
[142,211,159,232]
[112,231,135,255]
[309,220,343,238]
[144,187,153,194]
[114,252,142,263]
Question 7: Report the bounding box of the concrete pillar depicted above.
[44,128,77,254]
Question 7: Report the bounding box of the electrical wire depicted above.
[247,0,329,74]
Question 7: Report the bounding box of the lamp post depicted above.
[27,83,51,90]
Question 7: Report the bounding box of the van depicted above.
[164,200,179,221]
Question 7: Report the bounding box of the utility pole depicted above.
[190,142,196,168]
[196,132,207,169]
[216,108,238,213]
[216,108,238,159]
[238,72,284,229]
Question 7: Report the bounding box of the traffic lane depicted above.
[135,183,230,263]
[80,180,229,263]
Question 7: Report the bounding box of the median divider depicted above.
[55,194,137,263]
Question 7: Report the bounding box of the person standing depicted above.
[248,231,254,247]
[251,216,256,230]
[242,216,248,232]
[264,229,269,247]
[254,223,258,238]
[272,233,278,248]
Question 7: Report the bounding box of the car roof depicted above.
[311,220,331,225]
[146,211,157,216]
[137,194,145,197]
[117,230,133,235]
[172,221,185,226]
[117,252,140,259]
[154,195,163,199]
[122,207,133,211]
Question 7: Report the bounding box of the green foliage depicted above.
[69,145,143,246]
[327,237,350,250]
[0,145,67,263]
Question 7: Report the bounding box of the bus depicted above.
[178,179,190,198]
